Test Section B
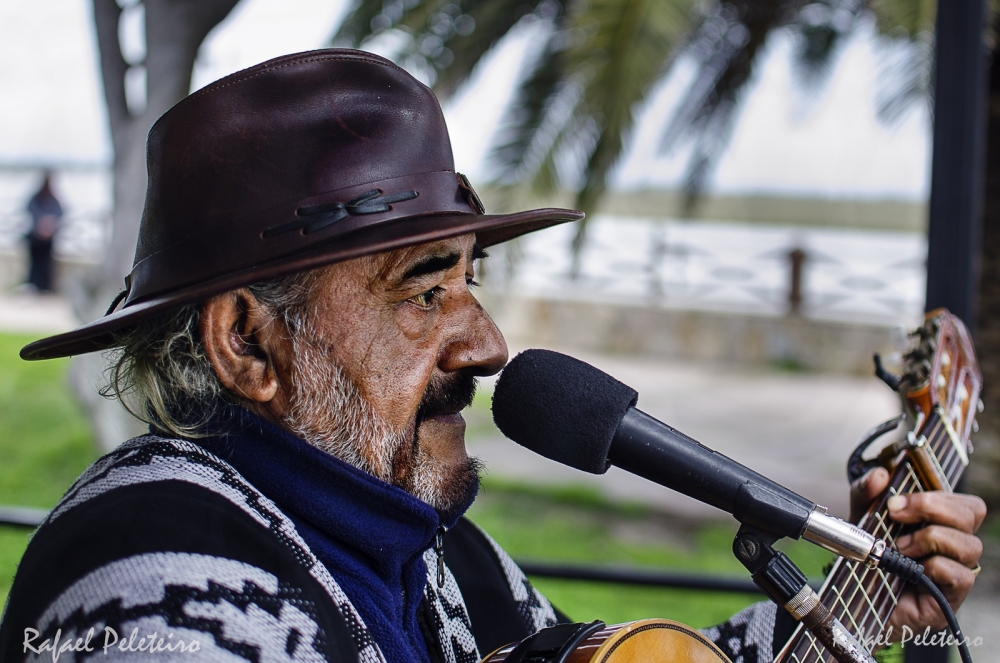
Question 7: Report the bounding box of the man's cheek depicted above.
[347,360,427,430]
[393,303,444,341]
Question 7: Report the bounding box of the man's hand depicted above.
[850,467,986,635]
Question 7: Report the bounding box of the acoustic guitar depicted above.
[483,309,980,663]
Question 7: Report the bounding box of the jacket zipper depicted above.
[434,525,447,588]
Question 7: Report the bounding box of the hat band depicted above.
[125,170,482,307]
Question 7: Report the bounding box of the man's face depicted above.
[273,233,507,516]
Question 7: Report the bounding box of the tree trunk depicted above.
[70,0,238,452]
[969,21,1000,509]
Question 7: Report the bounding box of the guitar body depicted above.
[482,620,733,663]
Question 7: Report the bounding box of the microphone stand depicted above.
[732,525,876,663]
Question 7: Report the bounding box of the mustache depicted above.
[416,370,478,424]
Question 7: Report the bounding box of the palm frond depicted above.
[875,30,933,123]
[791,0,866,87]
[332,0,395,47]
[866,0,936,124]
[489,28,573,191]
[365,0,561,97]
[328,0,945,267]
[423,0,554,97]
[660,1,797,205]
[565,0,698,251]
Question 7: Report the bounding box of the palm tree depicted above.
[333,0,935,267]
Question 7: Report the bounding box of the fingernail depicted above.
[888,495,908,512]
[896,534,912,549]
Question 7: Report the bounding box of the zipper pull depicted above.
[434,525,446,588]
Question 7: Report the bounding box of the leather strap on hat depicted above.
[124,171,483,307]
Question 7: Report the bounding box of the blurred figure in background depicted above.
[24,171,62,293]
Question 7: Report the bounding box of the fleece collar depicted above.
[191,404,476,663]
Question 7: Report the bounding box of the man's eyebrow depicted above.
[397,244,489,283]
[401,252,462,282]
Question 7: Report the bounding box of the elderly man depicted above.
[3,50,984,663]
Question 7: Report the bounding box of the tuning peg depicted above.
[973,419,980,433]
[873,354,901,391]
[978,399,984,413]
[890,326,912,352]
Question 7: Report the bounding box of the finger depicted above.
[886,492,986,532]
[895,526,983,567]
[887,557,976,635]
[887,587,949,633]
[850,467,889,522]
[920,555,976,608]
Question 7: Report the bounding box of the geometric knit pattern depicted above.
[471,522,559,633]
[30,552,326,662]
[700,601,778,663]
[421,549,480,663]
[37,435,385,663]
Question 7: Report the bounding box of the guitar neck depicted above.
[776,409,966,663]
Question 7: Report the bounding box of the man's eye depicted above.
[412,287,443,307]
[467,276,480,288]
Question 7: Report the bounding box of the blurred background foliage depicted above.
[333,0,943,265]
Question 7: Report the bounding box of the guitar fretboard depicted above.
[778,410,964,663]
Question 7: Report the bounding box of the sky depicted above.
[0,0,931,201]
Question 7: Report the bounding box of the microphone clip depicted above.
[733,525,875,663]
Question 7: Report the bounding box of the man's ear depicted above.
[200,289,285,406]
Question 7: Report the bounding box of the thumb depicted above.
[850,467,889,523]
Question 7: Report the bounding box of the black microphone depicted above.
[492,349,883,563]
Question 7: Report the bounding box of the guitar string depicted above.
[937,407,967,486]
[793,472,912,663]
[817,417,954,661]
[774,329,973,663]
[791,470,914,663]
[928,412,960,484]
[790,436,942,663]
[818,382,971,658]
[825,438,930,648]
[856,454,927,644]
[843,431,947,657]
[785,398,968,663]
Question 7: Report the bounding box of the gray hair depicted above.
[102,270,317,438]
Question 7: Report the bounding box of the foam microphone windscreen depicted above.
[491,349,639,474]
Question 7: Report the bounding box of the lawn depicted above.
[468,477,835,628]
[0,332,100,600]
[0,330,902,659]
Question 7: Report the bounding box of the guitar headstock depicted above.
[898,309,982,448]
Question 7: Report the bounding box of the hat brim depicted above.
[20,208,583,360]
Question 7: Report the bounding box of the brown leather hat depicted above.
[21,49,582,360]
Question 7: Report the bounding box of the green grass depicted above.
[468,477,836,628]
[0,332,100,600]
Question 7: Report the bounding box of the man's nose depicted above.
[439,297,508,376]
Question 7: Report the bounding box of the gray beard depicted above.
[281,328,480,515]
